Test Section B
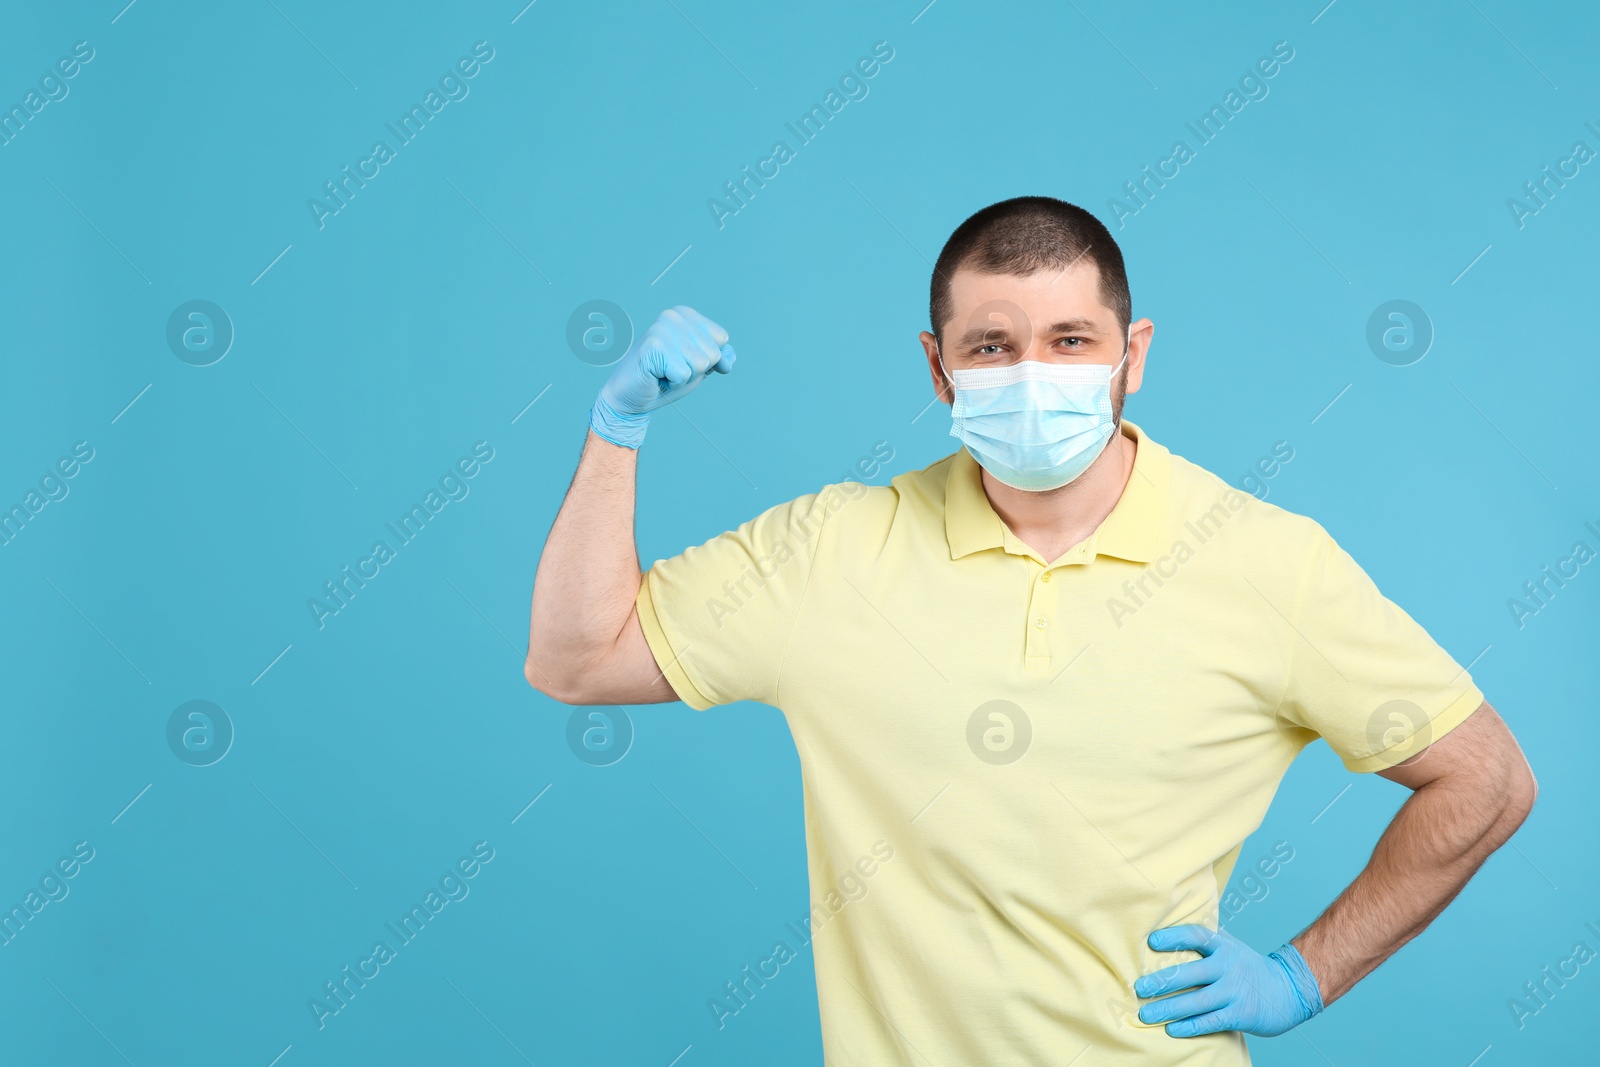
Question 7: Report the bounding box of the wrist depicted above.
[1268,943,1325,1023]
[590,394,648,449]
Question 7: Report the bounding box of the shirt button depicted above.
[1041,572,1051,583]
[1035,616,1048,629]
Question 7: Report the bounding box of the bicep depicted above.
[577,606,682,706]
[1375,700,1526,792]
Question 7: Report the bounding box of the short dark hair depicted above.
[929,196,1131,343]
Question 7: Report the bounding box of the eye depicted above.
[975,343,1006,356]
[1059,336,1085,348]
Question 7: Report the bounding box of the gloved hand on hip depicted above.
[1135,925,1325,1038]
[590,305,737,449]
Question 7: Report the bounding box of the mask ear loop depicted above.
[1111,323,1132,378]
[1109,323,1132,433]
[934,340,957,403]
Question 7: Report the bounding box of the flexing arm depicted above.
[1291,701,1536,1004]
[524,430,672,704]
[523,307,737,705]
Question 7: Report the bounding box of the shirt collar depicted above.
[944,419,1172,564]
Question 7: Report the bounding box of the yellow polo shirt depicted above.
[635,420,1483,1066]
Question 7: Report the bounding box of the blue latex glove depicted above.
[589,306,737,448]
[1134,925,1324,1038]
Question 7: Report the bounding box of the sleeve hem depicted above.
[1342,683,1486,773]
[635,570,716,712]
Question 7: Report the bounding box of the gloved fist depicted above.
[1134,925,1324,1038]
[589,305,737,449]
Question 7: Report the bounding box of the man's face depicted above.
[919,263,1152,417]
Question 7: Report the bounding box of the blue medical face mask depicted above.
[938,331,1129,492]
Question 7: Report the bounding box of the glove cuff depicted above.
[1268,943,1325,1023]
[590,394,647,450]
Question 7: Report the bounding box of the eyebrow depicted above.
[954,317,1104,347]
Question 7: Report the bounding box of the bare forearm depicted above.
[526,430,641,689]
[1292,771,1531,1005]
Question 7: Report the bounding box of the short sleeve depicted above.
[1276,530,1485,772]
[635,489,835,710]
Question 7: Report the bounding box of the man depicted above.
[525,196,1536,1064]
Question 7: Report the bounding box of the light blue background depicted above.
[2,0,1595,1063]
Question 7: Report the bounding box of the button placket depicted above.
[1026,565,1053,663]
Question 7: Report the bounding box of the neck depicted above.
[980,423,1138,564]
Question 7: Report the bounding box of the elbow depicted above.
[524,644,604,704]
[523,649,577,703]
[1492,760,1538,841]
[1508,764,1538,826]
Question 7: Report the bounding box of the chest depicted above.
[782,553,1293,788]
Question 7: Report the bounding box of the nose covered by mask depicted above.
[939,329,1129,492]
[944,360,1124,491]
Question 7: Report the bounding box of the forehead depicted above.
[945,262,1112,330]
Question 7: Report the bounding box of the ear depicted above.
[919,330,952,405]
[1123,318,1153,397]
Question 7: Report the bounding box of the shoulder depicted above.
[806,450,959,544]
[1159,443,1330,572]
